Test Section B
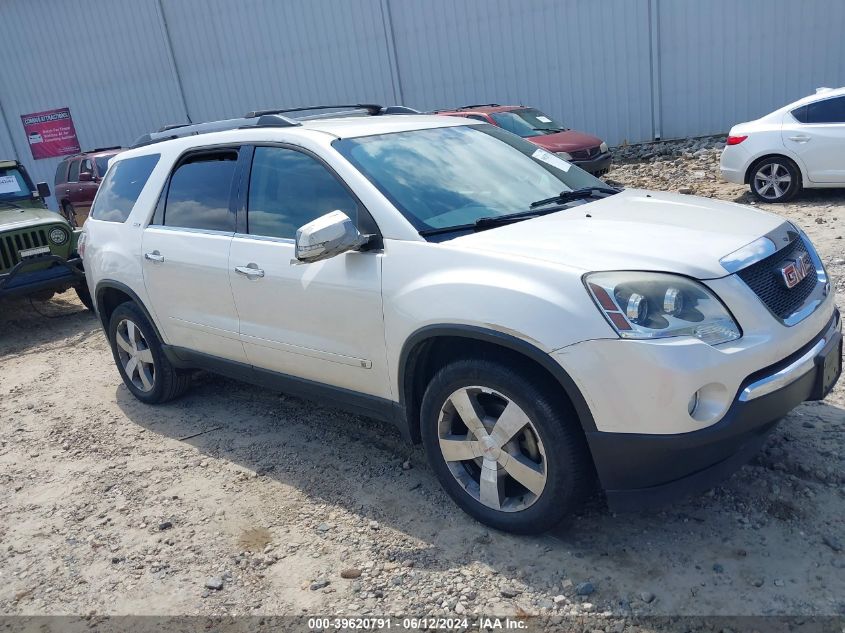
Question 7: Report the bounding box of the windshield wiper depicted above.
[0,201,24,210]
[473,204,571,229]
[529,186,620,209]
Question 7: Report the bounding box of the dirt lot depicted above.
[1,138,843,628]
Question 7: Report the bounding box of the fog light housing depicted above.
[688,391,700,416]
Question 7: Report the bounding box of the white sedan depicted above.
[720,87,845,202]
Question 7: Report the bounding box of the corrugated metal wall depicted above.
[1,0,843,209]
[657,0,845,139]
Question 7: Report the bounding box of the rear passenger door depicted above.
[141,147,247,363]
[784,96,845,183]
[228,144,389,398]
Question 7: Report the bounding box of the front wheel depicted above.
[107,302,191,404]
[420,359,592,534]
[75,283,93,311]
[749,157,801,203]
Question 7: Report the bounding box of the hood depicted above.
[0,205,65,230]
[448,190,786,279]
[528,129,604,153]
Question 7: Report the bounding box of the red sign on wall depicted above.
[20,107,81,160]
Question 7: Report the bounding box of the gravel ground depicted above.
[1,137,843,630]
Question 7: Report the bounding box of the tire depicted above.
[62,202,78,227]
[420,359,592,534]
[749,156,802,203]
[75,283,94,311]
[107,302,191,404]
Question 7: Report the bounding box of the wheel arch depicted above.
[95,279,164,343]
[397,325,597,444]
[744,152,803,184]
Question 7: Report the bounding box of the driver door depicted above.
[228,145,390,398]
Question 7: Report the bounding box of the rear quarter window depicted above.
[90,154,160,223]
[54,161,69,185]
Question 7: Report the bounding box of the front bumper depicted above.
[573,151,612,176]
[576,309,841,512]
[0,254,85,298]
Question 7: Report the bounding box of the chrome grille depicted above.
[570,146,602,161]
[0,228,49,272]
[736,235,819,320]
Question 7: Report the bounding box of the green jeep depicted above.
[0,159,91,309]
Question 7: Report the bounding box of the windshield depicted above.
[333,124,605,234]
[0,166,33,201]
[510,108,567,133]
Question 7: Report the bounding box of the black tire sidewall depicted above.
[750,157,801,203]
[420,359,588,534]
[63,203,77,227]
[107,303,168,404]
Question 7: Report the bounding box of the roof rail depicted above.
[131,113,300,148]
[130,104,421,149]
[458,103,501,109]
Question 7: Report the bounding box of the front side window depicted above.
[80,158,93,176]
[334,124,603,234]
[805,96,845,124]
[164,151,237,232]
[247,146,357,239]
[68,159,81,182]
[91,153,160,223]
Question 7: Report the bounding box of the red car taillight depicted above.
[726,135,748,145]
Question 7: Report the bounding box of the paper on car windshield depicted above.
[531,148,570,172]
[536,116,552,123]
[0,175,23,194]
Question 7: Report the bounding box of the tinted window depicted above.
[247,147,357,239]
[54,161,69,185]
[791,105,808,123]
[466,114,488,122]
[68,159,81,182]
[95,155,112,177]
[165,151,237,232]
[91,154,160,223]
[805,97,845,124]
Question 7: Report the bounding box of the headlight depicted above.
[49,227,68,245]
[556,151,572,161]
[599,141,609,154]
[584,271,741,345]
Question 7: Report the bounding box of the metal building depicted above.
[1,0,843,208]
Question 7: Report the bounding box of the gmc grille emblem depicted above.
[777,251,813,289]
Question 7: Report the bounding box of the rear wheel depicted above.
[107,302,191,404]
[749,157,801,203]
[420,359,592,533]
[62,202,78,227]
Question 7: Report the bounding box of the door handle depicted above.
[144,251,165,263]
[234,263,265,278]
[788,135,811,142]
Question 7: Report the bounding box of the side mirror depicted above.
[295,210,367,264]
[36,182,51,199]
[78,171,93,182]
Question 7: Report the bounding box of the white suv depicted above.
[81,106,842,534]
[720,86,845,202]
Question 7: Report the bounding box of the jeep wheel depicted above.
[75,284,93,311]
[420,359,591,534]
[62,202,78,227]
[107,302,191,404]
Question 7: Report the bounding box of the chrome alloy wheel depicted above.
[437,386,547,512]
[753,162,792,200]
[115,318,156,392]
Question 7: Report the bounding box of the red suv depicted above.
[54,147,123,226]
[435,104,611,176]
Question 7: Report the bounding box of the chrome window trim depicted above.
[145,225,235,238]
[233,233,294,245]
